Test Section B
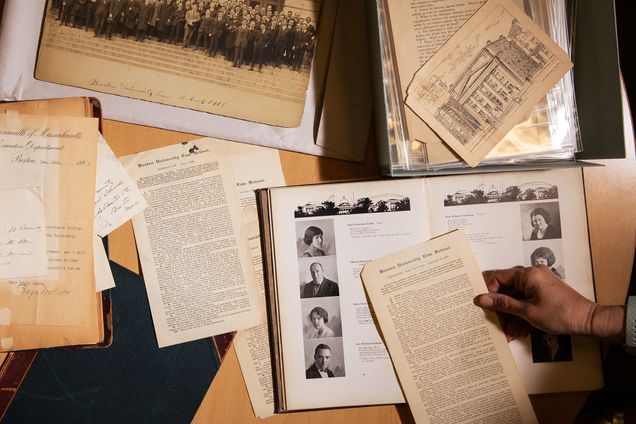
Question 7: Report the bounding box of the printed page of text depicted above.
[230,149,286,419]
[122,139,264,348]
[362,229,537,424]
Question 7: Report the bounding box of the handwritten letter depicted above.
[94,135,147,237]
[0,188,48,279]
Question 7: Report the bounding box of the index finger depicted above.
[483,267,528,295]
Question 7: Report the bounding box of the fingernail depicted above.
[474,294,493,308]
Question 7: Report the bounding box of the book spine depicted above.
[0,351,38,420]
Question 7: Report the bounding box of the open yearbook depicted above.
[258,167,602,411]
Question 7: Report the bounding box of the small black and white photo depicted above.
[301,297,342,339]
[520,202,562,241]
[295,219,336,258]
[298,256,339,299]
[524,241,565,279]
[530,328,573,363]
[304,338,345,379]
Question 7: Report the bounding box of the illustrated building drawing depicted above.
[435,19,553,145]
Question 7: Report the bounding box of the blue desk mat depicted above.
[4,261,221,423]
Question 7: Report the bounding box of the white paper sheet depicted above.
[93,234,115,292]
[94,134,147,237]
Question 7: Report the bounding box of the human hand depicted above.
[473,266,606,341]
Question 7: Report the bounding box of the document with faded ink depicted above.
[230,149,285,419]
[0,188,47,279]
[122,139,265,348]
[0,112,103,351]
[94,134,147,238]
[361,230,537,424]
[405,0,572,167]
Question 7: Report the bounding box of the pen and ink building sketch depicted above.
[294,193,410,217]
[434,19,554,145]
[37,0,322,126]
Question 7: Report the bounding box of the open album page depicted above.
[122,139,264,348]
[0,113,103,351]
[229,149,286,419]
[268,178,433,410]
[424,168,602,393]
[361,229,537,423]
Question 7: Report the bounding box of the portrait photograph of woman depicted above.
[295,219,336,257]
[520,202,562,241]
[524,242,565,279]
[301,297,342,339]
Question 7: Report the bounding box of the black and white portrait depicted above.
[520,202,562,241]
[530,328,572,363]
[295,219,336,258]
[301,297,342,339]
[304,338,345,379]
[298,256,339,299]
[524,241,565,279]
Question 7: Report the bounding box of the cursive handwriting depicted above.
[88,78,227,108]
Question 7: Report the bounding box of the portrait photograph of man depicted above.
[299,260,339,299]
[530,328,573,363]
[303,339,345,379]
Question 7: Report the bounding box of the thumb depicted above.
[473,293,527,317]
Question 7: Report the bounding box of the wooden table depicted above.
[105,100,635,423]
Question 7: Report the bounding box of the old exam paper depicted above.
[0,112,103,351]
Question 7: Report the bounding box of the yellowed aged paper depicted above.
[233,221,276,419]
[361,229,537,423]
[0,187,47,279]
[0,113,102,351]
[385,0,534,166]
[230,149,285,419]
[405,0,572,167]
[34,1,323,127]
[122,139,267,348]
[386,0,491,147]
